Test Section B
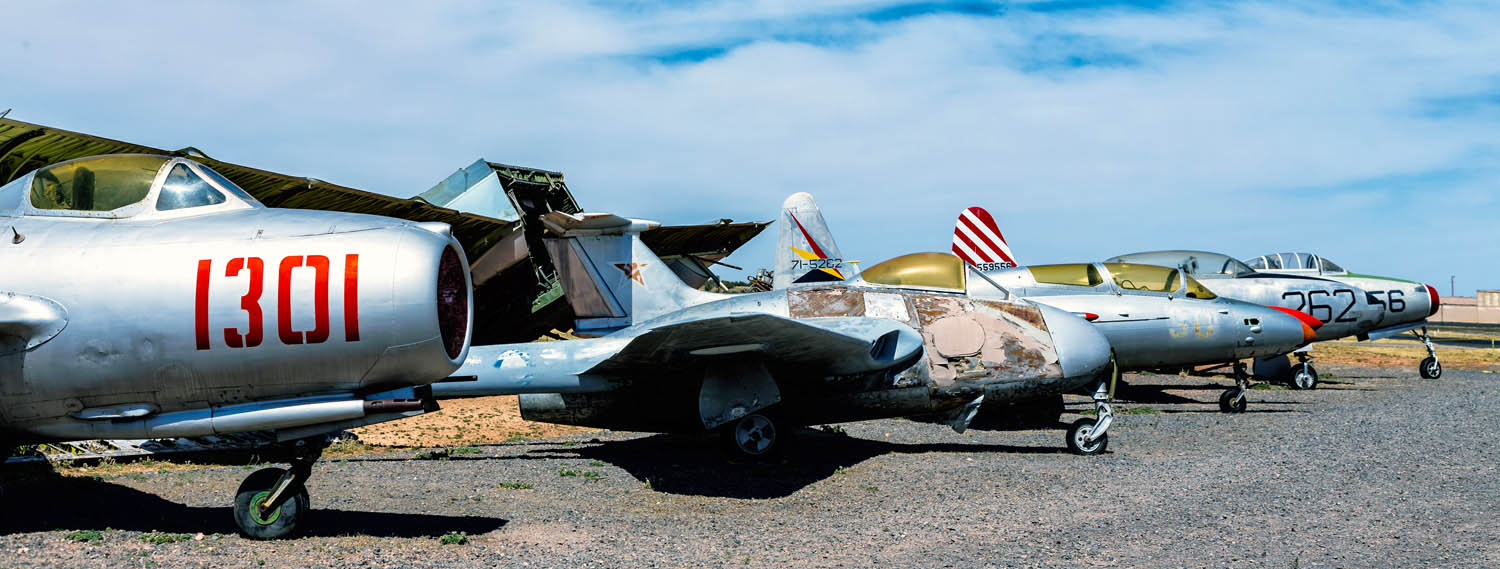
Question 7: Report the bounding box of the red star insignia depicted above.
[614,263,646,285]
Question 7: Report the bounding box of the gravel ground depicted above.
[2,364,1497,568]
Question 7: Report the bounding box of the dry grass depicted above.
[1315,338,1499,369]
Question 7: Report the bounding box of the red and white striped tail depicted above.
[952,206,1018,268]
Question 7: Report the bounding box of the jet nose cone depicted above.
[1036,303,1112,380]
[1256,305,1316,350]
[1424,284,1441,317]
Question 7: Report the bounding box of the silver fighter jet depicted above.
[1,154,474,539]
[1110,250,1441,383]
[436,210,1118,456]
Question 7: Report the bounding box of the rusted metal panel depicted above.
[787,287,866,319]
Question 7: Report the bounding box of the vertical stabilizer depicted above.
[952,206,1018,270]
[540,212,724,334]
[773,192,853,288]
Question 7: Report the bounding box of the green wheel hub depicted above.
[248,491,282,525]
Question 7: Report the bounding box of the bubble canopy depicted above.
[1105,250,1254,278]
[1,154,262,218]
[859,252,968,291]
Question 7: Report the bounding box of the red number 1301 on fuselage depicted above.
[195,254,361,350]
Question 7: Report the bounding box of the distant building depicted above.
[1436,292,1500,325]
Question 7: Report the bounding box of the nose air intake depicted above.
[437,246,469,360]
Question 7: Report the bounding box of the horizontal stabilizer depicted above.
[586,314,922,377]
[541,211,660,237]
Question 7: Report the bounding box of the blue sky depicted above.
[3,1,1497,294]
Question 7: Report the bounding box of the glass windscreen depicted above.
[1104,263,1182,293]
[1318,257,1345,273]
[29,155,168,211]
[860,252,966,291]
[195,162,263,206]
[1183,275,1217,299]
[157,163,226,210]
[1107,250,1252,277]
[1029,264,1104,287]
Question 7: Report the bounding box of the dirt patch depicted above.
[349,395,595,447]
[1314,340,1499,370]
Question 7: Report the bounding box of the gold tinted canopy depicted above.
[29,154,168,212]
[860,252,967,291]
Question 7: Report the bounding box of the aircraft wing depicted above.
[586,313,921,377]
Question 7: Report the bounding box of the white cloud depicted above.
[1,1,1496,291]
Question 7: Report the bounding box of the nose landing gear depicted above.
[1067,357,1117,456]
[1413,327,1442,379]
[1218,361,1250,413]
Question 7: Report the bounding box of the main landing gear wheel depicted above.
[721,413,779,458]
[1066,418,1108,455]
[234,468,309,540]
[232,437,325,540]
[1420,356,1442,379]
[1290,363,1318,390]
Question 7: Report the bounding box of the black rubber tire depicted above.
[1218,389,1247,413]
[720,413,779,458]
[233,467,309,540]
[1420,357,1442,379]
[1065,418,1108,455]
[1290,363,1318,390]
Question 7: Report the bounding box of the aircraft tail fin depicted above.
[773,192,854,289]
[952,206,1018,269]
[540,212,723,334]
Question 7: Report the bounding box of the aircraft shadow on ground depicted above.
[524,430,1070,500]
[0,466,506,537]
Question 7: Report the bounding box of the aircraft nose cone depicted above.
[1256,305,1315,350]
[1036,303,1112,380]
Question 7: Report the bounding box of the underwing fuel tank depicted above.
[0,155,473,442]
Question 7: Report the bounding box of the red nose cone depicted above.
[1267,306,1323,330]
[1425,284,1440,317]
[1082,312,1099,322]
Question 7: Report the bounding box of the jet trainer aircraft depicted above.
[0,155,474,539]
[1241,252,1443,379]
[1109,250,1441,383]
[436,209,1120,456]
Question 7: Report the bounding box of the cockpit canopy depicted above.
[1020,262,1217,299]
[859,252,967,292]
[1105,250,1254,278]
[0,154,262,219]
[1244,252,1346,274]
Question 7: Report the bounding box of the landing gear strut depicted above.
[1289,352,1318,390]
[1067,357,1117,455]
[1218,361,1249,413]
[1413,327,1442,379]
[233,437,325,540]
